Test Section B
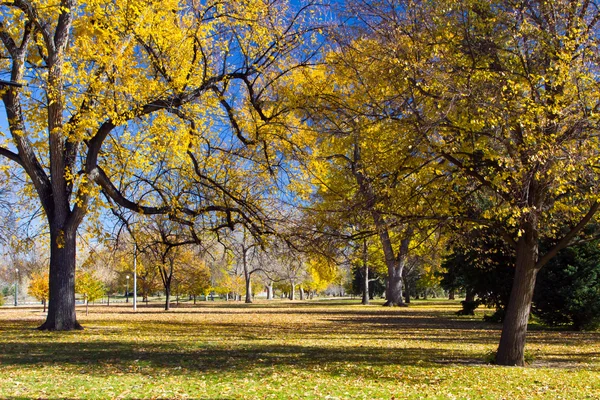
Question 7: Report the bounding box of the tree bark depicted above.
[165,287,171,311]
[266,282,273,300]
[299,286,305,300]
[384,267,405,306]
[465,288,475,303]
[290,281,295,300]
[380,228,411,307]
[38,228,82,331]
[245,275,252,303]
[496,235,539,366]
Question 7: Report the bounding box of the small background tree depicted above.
[28,272,50,312]
[75,272,105,316]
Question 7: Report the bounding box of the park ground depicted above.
[0,299,598,399]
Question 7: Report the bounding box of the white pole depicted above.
[133,243,137,311]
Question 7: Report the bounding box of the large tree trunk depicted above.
[290,281,295,300]
[496,236,539,366]
[165,287,171,311]
[39,228,81,331]
[379,226,411,307]
[384,268,404,306]
[299,286,305,300]
[245,275,252,303]
[266,282,273,300]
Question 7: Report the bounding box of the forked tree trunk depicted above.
[384,268,404,306]
[496,236,539,366]
[39,228,82,331]
[380,228,411,307]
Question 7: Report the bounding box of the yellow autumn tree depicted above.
[0,0,322,330]
[75,270,105,315]
[180,258,211,304]
[322,0,600,366]
[28,271,49,312]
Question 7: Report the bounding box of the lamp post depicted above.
[133,244,137,311]
[126,275,130,303]
[14,268,18,306]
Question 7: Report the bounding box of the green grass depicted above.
[0,299,598,399]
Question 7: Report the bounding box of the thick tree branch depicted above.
[536,201,600,269]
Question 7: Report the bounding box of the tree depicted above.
[323,0,600,366]
[294,36,451,307]
[440,229,514,318]
[75,271,105,316]
[0,0,322,330]
[28,271,49,312]
[215,270,245,301]
[180,258,211,304]
[224,227,262,303]
[132,252,161,305]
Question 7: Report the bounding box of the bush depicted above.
[533,241,600,330]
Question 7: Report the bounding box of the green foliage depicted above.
[442,229,600,329]
[533,241,600,331]
[76,271,106,303]
[440,229,514,318]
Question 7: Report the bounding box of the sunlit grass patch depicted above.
[0,299,598,399]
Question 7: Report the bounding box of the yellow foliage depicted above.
[28,271,49,302]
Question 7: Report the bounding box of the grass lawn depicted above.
[0,299,598,399]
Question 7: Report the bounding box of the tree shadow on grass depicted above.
[0,338,483,378]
